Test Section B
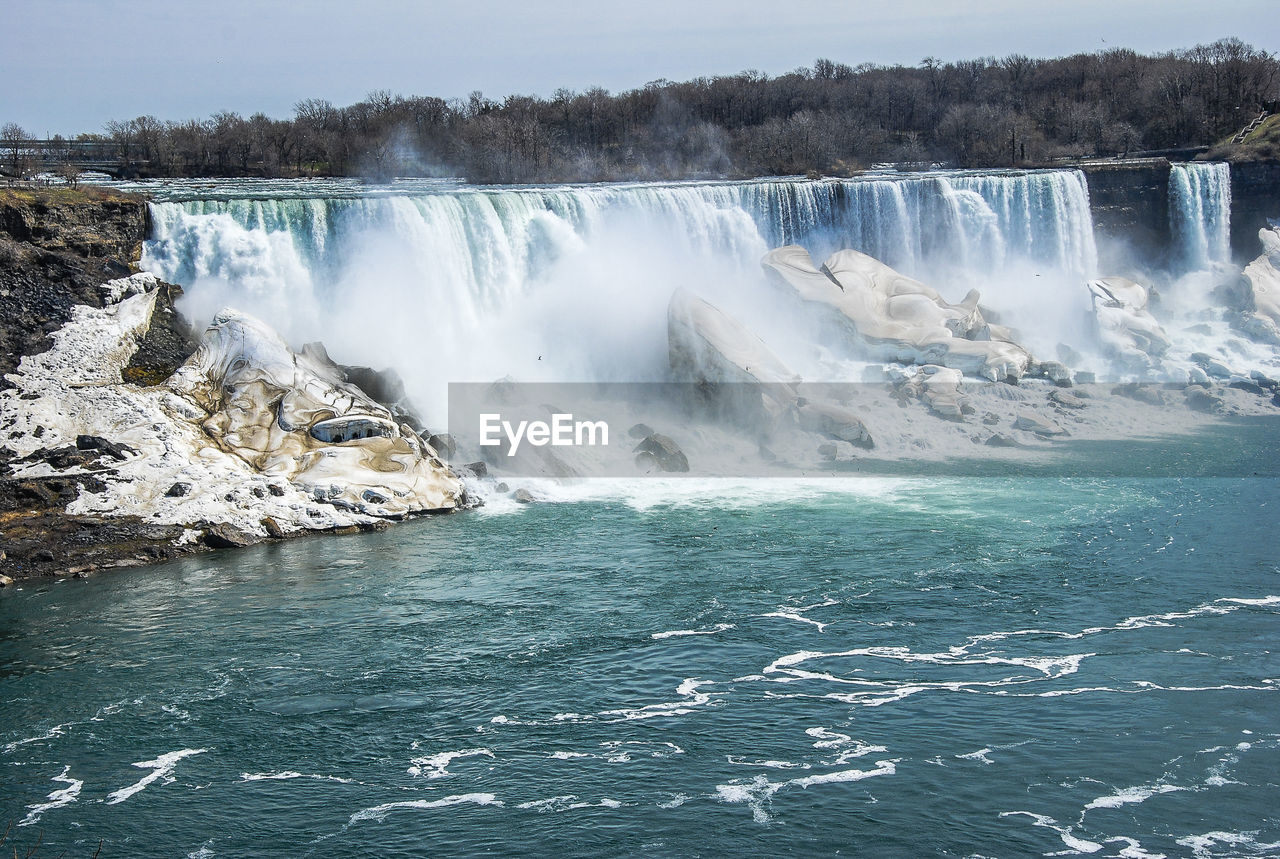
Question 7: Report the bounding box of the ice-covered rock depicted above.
[763,246,1032,381]
[0,282,461,545]
[665,288,872,446]
[1087,276,1171,372]
[896,365,969,419]
[169,308,462,517]
[668,288,800,388]
[1236,226,1280,344]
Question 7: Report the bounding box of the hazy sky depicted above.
[2,0,1276,136]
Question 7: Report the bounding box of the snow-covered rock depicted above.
[1237,226,1280,344]
[763,246,1032,381]
[0,279,462,542]
[1087,276,1171,372]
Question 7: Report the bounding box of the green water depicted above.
[2,476,1278,856]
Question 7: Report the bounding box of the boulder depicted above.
[633,433,690,472]
[513,488,535,503]
[1184,385,1224,413]
[165,481,191,498]
[1113,382,1166,406]
[1013,411,1067,436]
[202,523,260,549]
[817,440,857,461]
[796,401,873,448]
[1049,389,1085,409]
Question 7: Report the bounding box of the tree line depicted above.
[4,38,1277,184]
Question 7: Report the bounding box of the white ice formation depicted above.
[1087,276,1172,372]
[1238,226,1280,344]
[762,246,1033,381]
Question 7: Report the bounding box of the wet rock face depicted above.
[0,188,156,385]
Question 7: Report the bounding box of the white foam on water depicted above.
[19,765,83,826]
[349,793,504,823]
[1102,836,1165,859]
[550,741,685,763]
[407,748,495,779]
[239,771,356,784]
[3,724,70,754]
[187,841,216,859]
[105,748,208,805]
[956,748,995,765]
[651,623,735,639]
[1176,831,1280,859]
[658,793,690,809]
[1083,783,1184,810]
[761,599,839,632]
[478,477,912,514]
[1001,811,1103,854]
[726,757,810,769]
[599,678,722,722]
[716,760,898,823]
[514,794,627,813]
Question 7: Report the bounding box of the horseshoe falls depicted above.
[4,167,1279,858]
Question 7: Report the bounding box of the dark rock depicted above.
[1249,370,1279,391]
[982,412,1000,426]
[261,517,285,539]
[75,434,132,460]
[462,461,488,478]
[0,188,149,386]
[16,481,58,506]
[632,433,689,472]
[1229,379,1266,396]
[514,488,535,503]
[1049,389,1085,409]
[202,523,260,549]
[985,433,1019,447]
[121,282,197,386]
[628,423,655,439]
[267,484,286,497]
[495,482,509,492]
[165,481,192,498]
[427,433,457,459]
[32,548,56,562]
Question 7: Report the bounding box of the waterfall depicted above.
[1168,162,1232,270]
[145,170,1099,313]
[141,170,1104,416]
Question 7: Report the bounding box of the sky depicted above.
[2,0,1276,137]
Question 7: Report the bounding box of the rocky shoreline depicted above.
[0,188,466,583]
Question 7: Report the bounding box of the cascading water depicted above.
[1168,162,1232,271]
[131,166,1273,412]
[141,170,1102,417]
